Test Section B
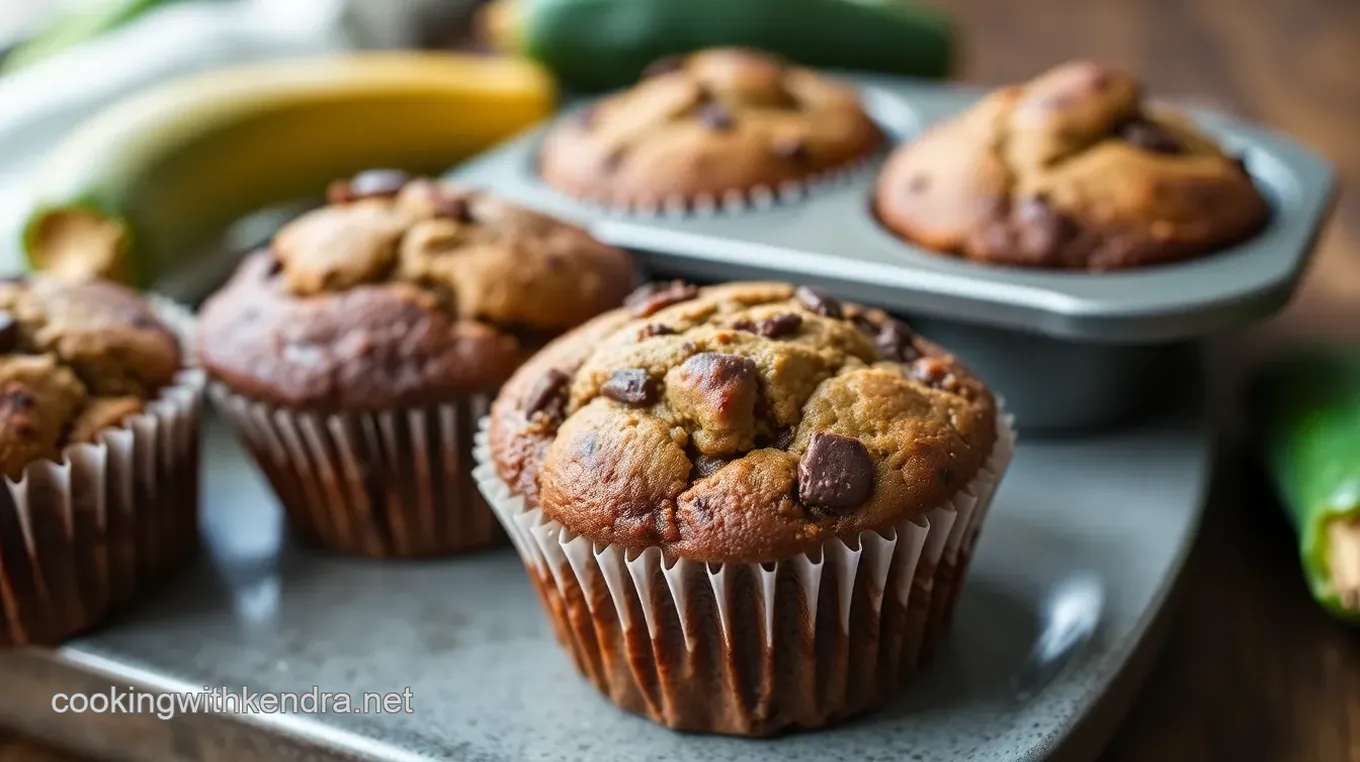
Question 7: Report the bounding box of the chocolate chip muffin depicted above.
[0,275,202,647]
[477,281,1014,735]
[539,48,884,211]
[875,60,1269,270]
[198,172,636,558]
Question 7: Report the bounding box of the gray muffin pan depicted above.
[452,74,1336,430]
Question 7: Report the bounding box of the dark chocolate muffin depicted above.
[539,48,884,211]
[875,60,1268,270]
[478,281,1014,735]
[198,173,636,558]
[0,275,202,646]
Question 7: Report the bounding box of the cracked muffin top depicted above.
[875,60,1268,270]
[489,281,998,564]
[197,172,636,410]
[539,48,884,208]
[0,275,182,480]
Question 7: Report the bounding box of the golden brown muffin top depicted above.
[197,173,636,410]
[490,282,998,564]
[875,60,1267,270]
[0,275,182,480]
[539,48,884,206]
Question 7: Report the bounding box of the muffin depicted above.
[0,275,202,647]
[539,48,884,212]
[198,172,635,558]
[477,281,1014,735]
[875,60,1269,270]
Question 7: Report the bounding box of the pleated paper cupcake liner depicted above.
[209,385,501,558]
[473,411,1015,736]
[0,300,205,647]
[556,151,882,220]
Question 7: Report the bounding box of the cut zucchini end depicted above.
[1326,515,1360,614]
[23,205,135,286]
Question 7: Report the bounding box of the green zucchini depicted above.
[1247,347,1360,624]
[503,0,954,92]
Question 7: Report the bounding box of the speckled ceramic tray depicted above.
[0,400,1208,761]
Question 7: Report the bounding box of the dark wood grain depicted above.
[3,0,1358,759]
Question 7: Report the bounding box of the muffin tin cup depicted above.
[472,413,1016,736]
[0,301,205,648]
[209,387,501,559]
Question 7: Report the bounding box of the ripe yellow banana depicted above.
[22,53,556,291]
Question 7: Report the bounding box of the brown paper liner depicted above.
[474,412,1015,736]
[209,385,501,558]
[0,301,204,648]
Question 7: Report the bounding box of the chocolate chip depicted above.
[0,311,20,353]
[874,320,921,362]
[524,368,570,422]
[733,313,802,339]
[910,357,960,392]
[624,281,699,318]
[682,352,757,391]
[1015,196,1076,255]
[698,102,735,131]
[1117,118,1183,155]
[795,285,843,318]
[263,255,284,278]
[797,433,875,514]
[601,369,660,406]
[693,454,726,478]
[642,55,685,78]
[436,195,474,223]
[329,169,410,203]
[773,139,808,162]
[772,426,796,450]
[640,323,675,338]
[759,313,803,339]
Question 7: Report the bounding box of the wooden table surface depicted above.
[4,0,1360,759]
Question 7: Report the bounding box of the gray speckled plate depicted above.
[0,407,1208,762]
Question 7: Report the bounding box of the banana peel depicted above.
[22,52,556,290]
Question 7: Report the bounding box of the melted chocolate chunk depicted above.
[1015,196,1077,255]
[524,368,570,422]
[0,311,19,353]
[625,281,699,318]
[795,285,843,318]
[693,454,726,478]
[698,102,735,131]
[773,139,809,163]
[329,169,411,204]
[601,369,660,406]
[642,55,685,78]
[640,323,676,338]
[797,432,875,514]
[1117,118,1183,155]
[436,195,475,223]
[758,312,803,339]
[874,320,921,363]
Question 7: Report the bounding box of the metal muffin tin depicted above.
[452,74,1336,430]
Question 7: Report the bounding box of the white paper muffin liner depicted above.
[0,299,204,647]
[556,151,882,220]
[473,410,1015,735]
[209,385,500,558]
